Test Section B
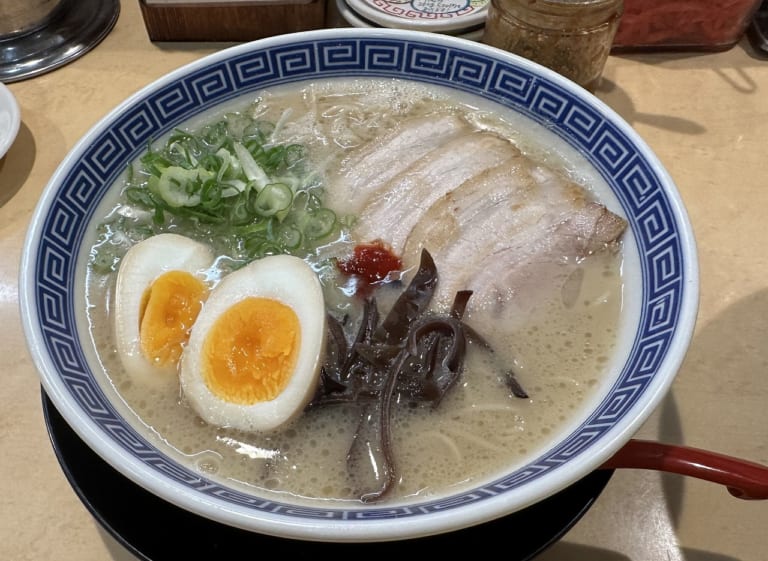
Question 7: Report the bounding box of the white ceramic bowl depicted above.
[20,28,698,543]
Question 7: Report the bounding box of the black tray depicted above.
[43,391,613,560]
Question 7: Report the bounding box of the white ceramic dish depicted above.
[0,82,21,159]
[346,0,488,33]
[20,28,698,543]
[337,0,391,28]
[337,0,485,39]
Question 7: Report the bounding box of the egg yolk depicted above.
[139,271,208,368]
[201,297,300,405]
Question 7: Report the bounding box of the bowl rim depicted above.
[0,81,21,160]
[19,27,699,542]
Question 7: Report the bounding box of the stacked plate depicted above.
[336,0,488,40]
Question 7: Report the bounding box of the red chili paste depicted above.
[337,241,402,293]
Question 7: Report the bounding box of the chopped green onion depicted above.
[91,108,348,271]
[154,166,205,208]
[250,183,293,217]
[278,225,302,249]
[233,141,269,187]
[303,208,337,240]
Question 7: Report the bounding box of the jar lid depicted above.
[344,0,489,33]
[504,0,622,22]
[516,0,620,9]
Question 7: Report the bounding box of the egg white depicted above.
[113,233,214,385]
[180,254,327,432]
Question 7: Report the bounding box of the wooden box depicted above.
[138,0,329,42]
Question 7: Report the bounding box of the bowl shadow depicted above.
[0,121,36,207]
[539,287,768,559]
[595,78,707,135]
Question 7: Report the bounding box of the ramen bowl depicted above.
[20,28,698,543]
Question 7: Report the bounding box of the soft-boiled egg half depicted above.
[180,254,326,432]
[113,233,214,385]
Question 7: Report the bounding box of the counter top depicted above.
[2,2,767,560]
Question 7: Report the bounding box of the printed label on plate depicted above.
[369,0,487,19]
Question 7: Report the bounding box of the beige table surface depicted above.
[2,2,768,560]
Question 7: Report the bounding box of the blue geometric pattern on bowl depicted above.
[33,36,684,520]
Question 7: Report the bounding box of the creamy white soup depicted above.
[84,78,626,506]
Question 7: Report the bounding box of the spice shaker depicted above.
[482,0,624,91]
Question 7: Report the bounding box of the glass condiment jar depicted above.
[482,0,624,91]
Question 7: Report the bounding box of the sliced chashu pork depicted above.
[401,160,627,315]
[334,113,627,316]
[401,156,537,278]
[326,113,468,213]
[352,130,521,255]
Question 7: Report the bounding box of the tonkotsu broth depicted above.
[84,78,625,505]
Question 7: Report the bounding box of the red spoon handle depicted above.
[600,439,768,500]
